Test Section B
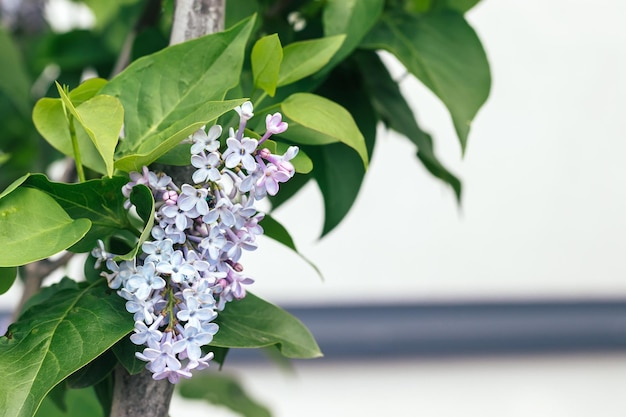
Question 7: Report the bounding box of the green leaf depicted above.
[33,83,124,178]
[322,0,384,71]
[33,98,107,175]
[277,35,346,87]
[115,184,154,261]
[261,215,322,279]
[101,16,255,158]
[0,187,91,267]
[281,93,368,167]
[56,83,123,177]
[0,279,133,417]
[34,386,104,417]
[22,174,132,253]
[0,28,31,117]
[68,78,107,105]
[354,50,461,200]
[361,10,491,151]
[309,143,365,237]
[435,0,482,12]
[0,266,17,294]
[178,373,271,417]
[113,99,247,172]
[65,350,116,389]
[251,34,283,97]
[112,337,145,375]
[212,293,322,359]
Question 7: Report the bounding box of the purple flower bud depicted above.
[265,113,288,134]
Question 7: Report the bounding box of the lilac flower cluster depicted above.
[93,102,296,383]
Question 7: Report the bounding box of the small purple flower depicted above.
[142,239,174,264]
[199,226,226,261]
[162,190,178,205]
[256,164,291,196]
[223,137,258,171]
[177,297,217,329]
[265,112,288,134]
[156,250,198,284]
[173,326,217,361]
[127,263,165,300]
[136,341,182,373]
[191,152,221,183]
[130,319,163,346]
[202,197,236,227]
[177,184,209,215]
[190,125,221,155]
[234,101,254,121]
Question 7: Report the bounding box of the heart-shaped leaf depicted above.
[0,187,91,267]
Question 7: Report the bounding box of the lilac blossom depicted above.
[94,102,299,384]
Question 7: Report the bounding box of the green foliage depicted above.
[251,34,283,97]
[0,279,133,417]
[21,174,133,253]
[281,93,368,167]
[0,27,31,117]
[0,187,91,267]
[34,386,104,417]
[212,293,322,359]
[101,17,255,167]
[322,0,385,71]
[0,267,17,294]
[361,9,491,151]
[276,35,345,87]
[0,1,491,416]
[178,373,271,417]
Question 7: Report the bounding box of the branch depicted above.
[169,0,225,45]
[12,252,75,322]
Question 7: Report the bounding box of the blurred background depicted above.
[2,0,626,416]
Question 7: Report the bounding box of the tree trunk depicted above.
[170,0,225,45]
[110,1,225,416]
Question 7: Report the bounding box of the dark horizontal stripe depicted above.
[3,299,626,362]
[227,299,626,362]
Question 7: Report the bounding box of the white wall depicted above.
[245,0,626,306]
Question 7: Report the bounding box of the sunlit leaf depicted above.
[113,99,247,172]
[277,35,345,87]
[101,17,255,159]
[22,174,132,253]
[0,279,133,417]
[322,0,384,71]
[55,83,123,177]
[0,188,91,267]
[251,34,283,97]
[281,93,368,167]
